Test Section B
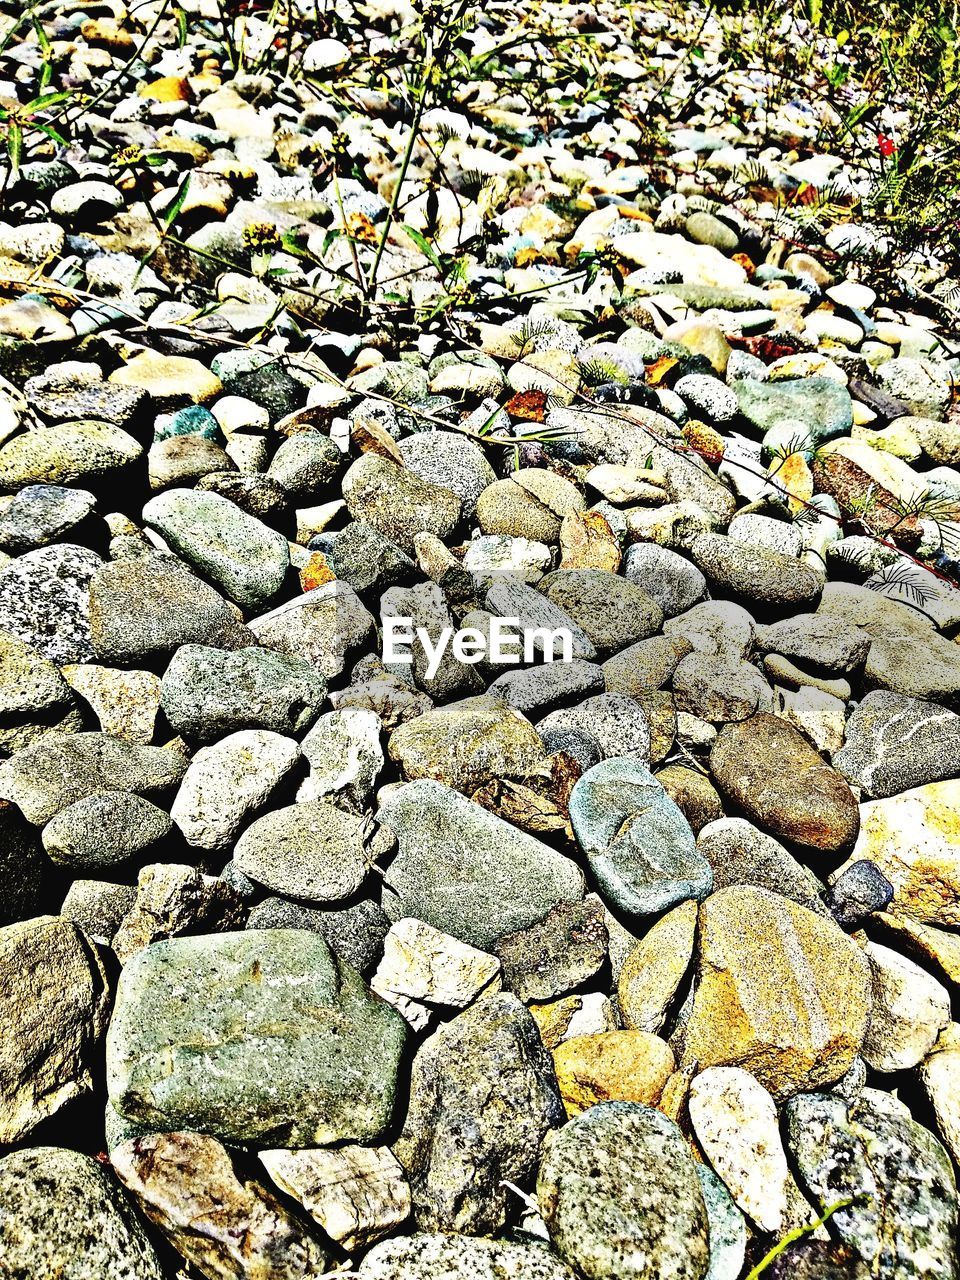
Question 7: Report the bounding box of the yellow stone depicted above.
[139,75,192,102]
[682,886,872,1100]
[876,912,960,984]
[664,319,731,375]
[838,780,960,928]
[851,421,922,461]
[529,994,617,1050]
[558,510,621,572]
[109,352,222,407]
[552,1031,675,1117]
[618,900,698,1033]
[772,451,813,516]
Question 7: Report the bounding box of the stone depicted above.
[485,578,597,660]
[710,713,859,853]
[537,1102,710,1280]
[388,695,545,793]
[839,780,960,926]
[250,581,375,679]
[672,651,771,722]
[622,542,707,616]
[371,917,500,1028]
[733,376,853,448]
[537,569,664,655]
[861,940,950,1072]
[602,635,692,696]
[107,929,407,1146]
[488,658,605,716]
[570,757,712,918]
[143,488,289,608]
[112,862,249,964]
[494,898,607,1002]
[0,916,108,1142]
[697,1164,747,1280]
[531,993,619,1049]
[683,887,872,1099]
[397,430,496,516]
[827,860,895,929]
[0,421,141,488]
[381,581,483,699]
[246,897,389,976]
[921,1024,960,1165]
[0,484,96,551]
[657,764,725,833]
[235,801,373,902]
[113,1131,329,1279]
[0,1147,163,1280]
[394,992,564,1234]
[0,732,186,825]
[62,664,161,744]
[786,1089,959,1280]
[617,900,698,1032]
[41,791,172,868]
[298,707,383,807]
[328,521,416,594]
[552,1031,674,1116]
[343,454,461,552]
[665,600,755,659]
[170,729,300,850]
[260,1145,409,1252]
[377,780,584,949]
[161,643,326,741]
[537,693,651,761]
[0,627,77,754]
[360,1234,578,1280]
[696,817,827,914]
[89,555,253,662]
[690,533,824,611]
[267,432,341,499]
[688,1066,814,1234]
[110,350,223,406]
[835,690,960,798]
[59,880,135,945]
[0,542,101,664]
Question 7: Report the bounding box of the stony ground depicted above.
[2,0,960,1278]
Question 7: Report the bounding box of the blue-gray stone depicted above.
[732,377,853,451]
[570,757,712,916]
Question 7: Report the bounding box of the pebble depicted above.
[552,1030,674,1115]
[234,800,373,901]
[0,542,101,664]
[41,791,172,869]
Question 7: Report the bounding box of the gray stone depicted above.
[827,860,894,930]
[495,898,607,1001]
[381,581,483,699]
[0,484,96,551]
[250,581,375,679]
[602,635,692,696]
[235,801,372,902]
[786,1089,959,1280]
[0,543,101,664]
[0,627,78,754]
[267,432,341,499]
[42,791,173,868]
[697,817,827,914]
[664,600,756,658]
[395,992,564,1234]
[245,897,389,975]
[0,421,142,489]
[691,533,823,611]
[570,757,712,917]
[622,543,707,617]
[60,878,136,945]
[0,732,187,825]
[488,658,605,715]
[376,779,584,949]
[673,651,772,722]
[143,488,289,608]
[0,1146,164,1280]
[343,454,461,553]
[537,693,651,762]
[755,612,871,674]
[697,1164,747,1280]
[537,1102,710,1280]
[537,570,664,656]
[160,643,326,741]
[329,521,415,593]
[89,554,254,662]
[733,376,853,448]
[107,929,407,1146]
[360,1234,578,1279]
[298,707,383,807]
[485,578,597,660]
[398,430,496,517]
[835,690,960,798]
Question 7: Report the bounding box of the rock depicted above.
[235,801,373,902]
[328,521,416,594]
[876,356,952,415]
[477,472,583,543]
[60,879,135,945]
[683,886,872,1099]
[377,779,584,949]
[756,612,871,673]
[89,555,253,662]
[41,791,172,868]
[657,764,725,833]
[267,432,341,498]
[488,658,605,716]
[537,1102,710,1280]
[161,643,326,741]
[921,1024,960,1165]
[617,900,698,1032]
[381,581,483,699]
[786,1089,959,1280]
[696,817,827,913]
[673,650,771,722]
[110,350,222,407]
[0,1146,163,1280]
[260,1145,409,1252]
[733,376,853,447]
[688,1066,814,1234]
[143,488,289,608]
[835,691,960,798]
[570,757,711,917]
[112,862,249,963]
[343,454,461,552]
[839,780,960,926]
[861,941,950,1072]
[246,896,389,975]
[388,695,545,792]
[0,627,78,754]
[0,916,108,1142]
[170,729,299,851]
[250,581,375,679]
[690,533,823,611]
[0,542,101,664]
[537,569,664,655]
[622,542,707,616]
[494,898,607,1001]
[827,860,895,929]
[113,1131,329,1279]
[537,693,651,762]
[0,483,96,551]
[0,732,186,825]
[62,664,161,744]
[398,430,496,517]
[107,929,407,1146]
[485,578,597,660]
[603,635,692,696]
[531,992,618,1049]
[394,992,564,1234]
[710,713,859,853]
[665,600,755,659]
[360,1234,578,1279]
[552,1030,674,1116]
[298,707,383,807]
[0,421,141,489]
[371,917,500,1028]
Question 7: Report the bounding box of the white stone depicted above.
[297,707,384,806]
[371,917,501,1030]
[776,686,846,754]
[862,940,951,1072]
[921,1023,960,1164]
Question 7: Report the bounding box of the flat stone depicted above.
[0,542,101,664]
[683,886,872,1099]
[249,581,375,679]
[835,690,960,798]
[861,940,950,1072]
[537,693,651,762]
[494,898,607,1002]
[710,713,859,853]
[488,658,605,716]
[0,421,141,488]
[41,791,172,868]
[0,627,77,754]
[733,376,853,448]
[570,757,712,918]
[0,484,96,551]
[696,817,827,913]
[371,917,501,1028]
[110,350,222,407]
[245,896,389,976]
[170,729,300,850]
[622,542,707,617]
[537,569,664,656]
[343,454,461,553]
[394,992,564,1234]
[0,916,108,1142]
[485,578,597,661]
[690,533,823,611]
[234,801,372,902]
[618,899,698,1033]
[0,1147,163,1280]
[360,1234,578,1280]
[537,1102,710,1280]
[113,1131,329,1278]
[107,929,407,1146]
[376,779,584,949]
[143,487,289,608]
